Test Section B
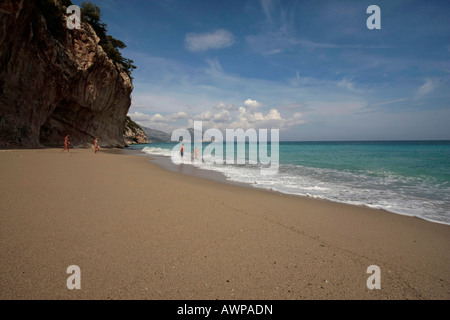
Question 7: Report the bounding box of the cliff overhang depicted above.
[0,0,134,148]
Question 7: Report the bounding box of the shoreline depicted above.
[0,148,449,299]
[120,148,254,188]
[123,147,450,227]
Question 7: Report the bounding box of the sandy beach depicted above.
[0,148,448,300]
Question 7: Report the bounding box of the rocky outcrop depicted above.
[123,116,148,145]
[0,0,133,148]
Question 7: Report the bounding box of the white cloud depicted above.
[246,25,394,58]
[370,98,409,108]
[264,48,282,56]
[213,109,231,123]
[128,111,152,122]
[150,113,170,123]
[128,111,179,132]
[128,52,372,135]
[132,95,374,134]
[261,0,273,24]
[130,52,363,116]
[214,102,237,111]
[289,71,301,87]
[193,111,213,121]
[133,99,304,134]
[415,78,441,99]
[337,77,364,94]
[228,102,303,130]
[267,109,281,120]
[244,99,262,108]
[205,58,223,76]
[170,111,190,120]
[185,29,235,52]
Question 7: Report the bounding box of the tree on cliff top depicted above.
[80,1,136,79]
[36,0,136,79]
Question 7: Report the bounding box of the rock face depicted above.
[123,116,148,145]
[0,0,133,148]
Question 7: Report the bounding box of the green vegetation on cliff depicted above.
[123,116,149,145]
[80,1,136,78]
[36,0,136,79]
[124,116,143,135]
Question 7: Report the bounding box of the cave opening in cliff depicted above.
[39,101,94,147]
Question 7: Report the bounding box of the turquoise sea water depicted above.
[129,141,450,225]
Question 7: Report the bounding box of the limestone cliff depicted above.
[0,0,133,148]
[123,116,148,145]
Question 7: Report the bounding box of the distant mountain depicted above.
[137,126,213,143]
[140,126,171,142]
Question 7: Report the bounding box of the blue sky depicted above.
[72,0,450,140]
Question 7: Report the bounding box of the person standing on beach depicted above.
[61,135,70,153]
[94,138,100,153]
[180,143,185,160]
[194,146,198,160]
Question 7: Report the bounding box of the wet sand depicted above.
[0,148,448,299]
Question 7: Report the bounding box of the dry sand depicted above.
[0,148,449,300]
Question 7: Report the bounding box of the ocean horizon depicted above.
[129,140,450,226]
